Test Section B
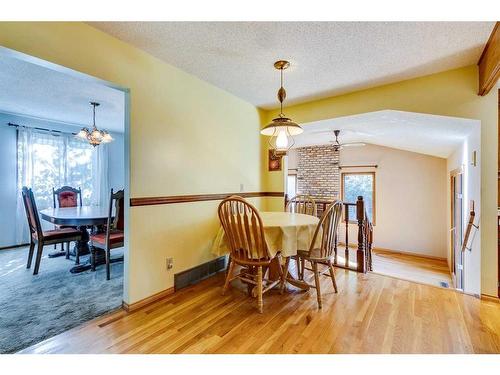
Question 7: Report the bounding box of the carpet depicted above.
[0,245,123,353]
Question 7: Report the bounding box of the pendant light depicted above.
[260,60,303,156]
[76,102,114,147]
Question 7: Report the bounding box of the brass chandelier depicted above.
[76,102,113,147]
[260,60,303,156]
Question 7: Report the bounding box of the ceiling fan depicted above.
[330,130,366,151]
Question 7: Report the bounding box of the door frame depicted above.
[0,45,132,303]
[450,166,464,290]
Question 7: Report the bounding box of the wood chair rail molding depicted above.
[478,21,500,96]
[130,191,284,207]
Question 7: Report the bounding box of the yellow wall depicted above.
[1,22,496,298]
[0,22,267,303]
[261,66,498,296]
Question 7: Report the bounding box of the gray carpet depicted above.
[0,245,123,353]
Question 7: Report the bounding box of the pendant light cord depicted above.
[280,68,284,116]
[92,103,97,129]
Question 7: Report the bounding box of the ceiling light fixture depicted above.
[331,130,366,151]
[76,102,113,147]
[260,60,303,157]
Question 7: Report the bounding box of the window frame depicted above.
[340,171,376,225]
[286,171,298,200]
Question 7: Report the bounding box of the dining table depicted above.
[212,211,320,290]
[40,206,117,273]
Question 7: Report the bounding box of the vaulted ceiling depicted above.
[293,110,478,158]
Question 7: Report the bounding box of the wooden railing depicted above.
[285,195,373,273]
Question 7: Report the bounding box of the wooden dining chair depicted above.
[286,194,318,279]
[52,186,82,259]
[90,189,124,280]
[286,194,317,217]
[218,196,283,313]
[21,186,83,275]
[53,186,82,209]
[291,200,343,309]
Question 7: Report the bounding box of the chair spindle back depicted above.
[218,196,270,263]
[308,200,343,259]
[286,194,317,217]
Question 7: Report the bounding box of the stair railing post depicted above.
[345,204,349,268]
[356,196,367,273]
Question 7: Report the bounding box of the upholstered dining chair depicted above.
[53,186,82,209]
[218,195,283,313]
[52,186,82,259]
[90,189,124,280]
[291,200,343,309]
[21,187,83,275]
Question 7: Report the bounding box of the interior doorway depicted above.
[0,46,130,353]
[450,168,464,290]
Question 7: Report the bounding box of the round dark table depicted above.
[40,206,116,273]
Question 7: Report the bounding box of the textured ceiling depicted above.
[0,55,124,132]
[294,110,477,158]
[90,22,494,109]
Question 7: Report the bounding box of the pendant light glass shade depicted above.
[75,102,113,147]
[101,131,114,143]
[260,61,302,156]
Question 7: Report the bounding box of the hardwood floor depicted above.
[20,264,500,354]
[371,249,452,288]
[334,246,452,288]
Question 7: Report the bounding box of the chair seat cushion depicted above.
[41,228,82,241]
[91,230,124,247]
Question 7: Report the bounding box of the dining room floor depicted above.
[19,263,500,354]
[0,244,124,353]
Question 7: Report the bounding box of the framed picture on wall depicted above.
[268,150,282,171]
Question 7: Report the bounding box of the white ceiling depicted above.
[0,55,125,133]
[293,110,477,158]
[90,22,494,109]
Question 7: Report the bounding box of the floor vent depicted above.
[174,256,227,291]
[439,281,450,288]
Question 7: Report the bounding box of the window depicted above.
[341,172,375,223]
[286,174,297,199]
[17,129,99,207]
[16,128,109,243]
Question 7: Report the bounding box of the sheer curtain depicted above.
[15,128,109,244]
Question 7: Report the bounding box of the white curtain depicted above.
[91,142,109,208]
[15,128,109,244]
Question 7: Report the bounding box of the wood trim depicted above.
[372,247,447,262]
[339,244,448,262]
[130,191,284,207]
[450,166,464,177]
[478,22,500,96]
[122,287,175,312]
[481,294,500,303]
[339,164,378,169]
